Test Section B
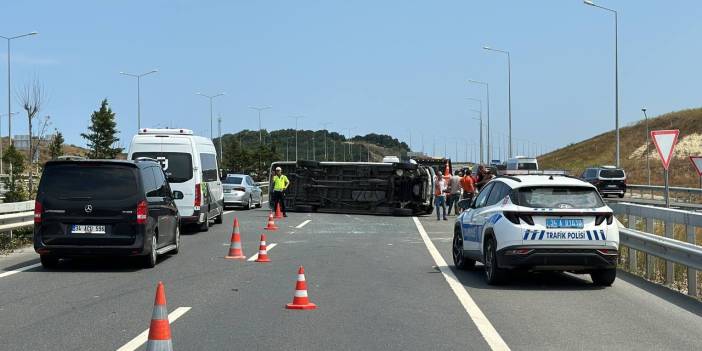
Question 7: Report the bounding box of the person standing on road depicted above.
[459,169,476,210]
[446,170,462,215]
[434,168,447,221]
[476,166,494,192]
[475,165,488,192]
[272,166,289,217]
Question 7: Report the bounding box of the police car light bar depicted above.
[138,128,194,135]
[501,170,569,176]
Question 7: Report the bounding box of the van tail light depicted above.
[34,201,43,224]
[137,200,148,224]
[233,186,246,192]
[194,183,202,209]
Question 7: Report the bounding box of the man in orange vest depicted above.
[459,169,476,211]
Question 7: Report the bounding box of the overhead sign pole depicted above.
[689,156,702,191]
[651,130,680,208]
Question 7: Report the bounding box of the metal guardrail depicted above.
[256,181,269,193]
[626,184,702,204]
[0,200,35,239]
[610,202,702,297]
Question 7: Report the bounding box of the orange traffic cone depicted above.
[225,217,246,260]
[255,233,271,263]
[285,266,317,310]
[264,212,279,231]
[146,282,173,351]
[274,202,284,219]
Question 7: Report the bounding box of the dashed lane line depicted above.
[295,219,312,229]
[0,263,42,279]
[412,217,510,351]
[246,243,278,261]
[116,306,192,351]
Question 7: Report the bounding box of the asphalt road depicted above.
[1,205,702,350]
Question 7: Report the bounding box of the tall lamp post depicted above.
[642,108,651,186]
[2,31,38,147]
[249,106,272,144]
[466,98,483,163]
[482,46,512,158]
[120,69,158,130]
[196,92,225,139]
[320,122,332,160]
[584,0,619,167]
[0,111,16,173]
[468,79,491,163]
[289,115,304,161]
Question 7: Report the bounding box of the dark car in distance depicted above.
[34,158,183,268]
[581,166,627,198]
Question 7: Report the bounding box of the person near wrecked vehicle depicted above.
[434,168,448,221]
[446,170,462,216]
[459,169,476,211]
[272,166,289,217]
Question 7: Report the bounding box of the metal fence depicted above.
[625,184,702,204]
[610,202,702,297]
[0,201,35,239]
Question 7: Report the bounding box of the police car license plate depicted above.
[71,224,106,234]
[546,218,583,229]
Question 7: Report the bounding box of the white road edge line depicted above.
[246,243,278,261]
[412,217,510,351]
[223,210,235,215]
[295,219,312,229]
[116,306,192,351]
[0,263,42,279]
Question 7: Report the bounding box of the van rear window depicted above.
[512,186,604,209]
[132,152,193,183]
[40,164,138,200]
[518,162,538,170]
[600,169,625,178]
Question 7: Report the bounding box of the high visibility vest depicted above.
[273,175,289,191]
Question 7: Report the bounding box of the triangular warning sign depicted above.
[650,129,679,170]
[690,156,702,176]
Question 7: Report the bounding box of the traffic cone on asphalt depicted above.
[255,234,271,263]
[146,281,173,351]
[264,212,279,231]
[225,217,246,260]
[285,266,317,310]
[274,203,284,219]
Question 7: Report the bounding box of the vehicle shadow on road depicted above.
[449,264,606,292]
[615,270,702,318]
[28,255,175,273]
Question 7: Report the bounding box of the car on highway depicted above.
[505,156,539,171]
[223,174,263,209]
[34,158,183,268]
[128,128,224,231]
[452,170,620,286]
[581,165,627,198]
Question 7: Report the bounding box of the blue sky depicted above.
[2,0,701,161]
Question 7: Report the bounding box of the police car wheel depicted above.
[484,237,507,285]
[453,230,475,270]
[590,269,616,286]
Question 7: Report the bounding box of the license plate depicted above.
[71,224,106,234]
[546,218,583,229]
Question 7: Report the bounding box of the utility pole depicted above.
[217,115,223,169]
[289,116,304,161]
[642,108,651,185]
[196,92,225,140]
[320,122,332,160]
[249,106,272,144]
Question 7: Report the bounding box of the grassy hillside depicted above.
[538,108,702,187]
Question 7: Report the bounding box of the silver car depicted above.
[223,174,263,209]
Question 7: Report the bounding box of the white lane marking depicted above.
[116,306,192,351]
[261,201,269,205]
[0,263,42,279]
[295,219,311,229]
[223,210,235,215]
[412,217,510,351]
[246,243,278,261]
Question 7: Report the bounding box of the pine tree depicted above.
[48,130,64,160]
[81,99,123,158]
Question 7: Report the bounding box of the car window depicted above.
[224,176,243,184]
[474,183,494,208]
[40,164,139,201]
[512,186,604,209]
[150,167,169,197]
[132,152,193,183]
[599,169,625,178]
[486,182,510,206]
[142,167,159,197]
[200,153,218,182]
[517,162,537,170]
[247,177,254,186]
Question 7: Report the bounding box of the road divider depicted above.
[247,243,277,262]
[295,219,311,229]
[0,262,41,279]
[412,217,510,351]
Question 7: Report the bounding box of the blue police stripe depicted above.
[593,231,600,240]
[600,230,606,240]
[523,230,530,240]
[538,230,545,240]
[531,231,538,240]
[586,231,592,240]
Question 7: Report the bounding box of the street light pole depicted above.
[482,46,512,158]
[249,106,272,144]
[584,0,619,167]
[320,122,332,160]
[468,80,491,163]
[120,69,158,130]
[642,108,651,186]
[2,31,38,147]
[196,92,225,140]
[289,116,304,161]
[466,98,483,163]
[217,115,223,169]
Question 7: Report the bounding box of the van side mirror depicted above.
[172,190,184,200]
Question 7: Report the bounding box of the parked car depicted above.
[580,166,627,198]
[128,128,224,231]
[34,158,183,268]
[223,174,263,209]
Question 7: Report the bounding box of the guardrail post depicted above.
[664,221,674,286]
[645,217,655,280]
[627,213,637,272]
[687,224,698,297]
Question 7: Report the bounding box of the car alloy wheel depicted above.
[453,232,464,267]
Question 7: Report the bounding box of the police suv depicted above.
[452,171,619,286]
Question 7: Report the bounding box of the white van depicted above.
[505,156,539,171]
[127,128,224,231]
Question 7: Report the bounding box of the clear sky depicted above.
[1,0,701,161]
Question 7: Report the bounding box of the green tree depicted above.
[81,99,123,158]
[2,145,28,202]
[48,130,64,160]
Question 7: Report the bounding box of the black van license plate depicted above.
[71,225,106,234]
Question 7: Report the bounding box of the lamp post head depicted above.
[641,108,647,112]
[482,46,490,50]
[584,0,595,5]
[29,31,39,35]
